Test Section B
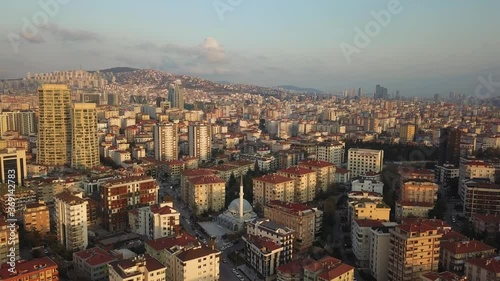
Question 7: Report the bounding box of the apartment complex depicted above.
[73,247,117,281]
[128,201,180,239]
[71,103,99,169]
[37,84,72,166]
[464,256,500,281]
[263,200,323,252]
[347,148,384,178]
[188,123,212,161]
[388,222,442,281]
[440,240,496,273]
[101,175,159,232]
[54,191,88,251]
[316,141,345,167]
[154,122,178,161]
[253,174,295,209]
[186,175,225,215]
[298,160,335,193]
[277,166,317,203]
[0,148,26,185]
[351,179,384,194]
[0,257,58,281]
[23,201,50,234]
[108,255,166,281]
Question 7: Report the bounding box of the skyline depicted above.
[1,1,500,96]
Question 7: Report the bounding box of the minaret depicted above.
[239,175,244,219]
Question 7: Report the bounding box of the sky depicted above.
[1,0,500,97]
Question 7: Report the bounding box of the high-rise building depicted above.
[388,223,442,281]
[168,79,184,110]
[15,111,37,136]
[399,123,416,143]
[375,84,388,99]
[0,148,26,185]
[439,127,462,166]
[23,201,50,234]
[37,84,72,166]
[188,123,212,161]
[71,103,99,169]
[154,122,178,161]
[106,92,119,106]
[54,191,88,251]
[347,148,384,178]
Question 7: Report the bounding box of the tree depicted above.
[225,173,239,208]
[428,193,447,220]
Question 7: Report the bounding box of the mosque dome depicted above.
[227,199,253,215]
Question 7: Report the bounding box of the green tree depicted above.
[428,192,447,219]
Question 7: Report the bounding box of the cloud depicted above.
[20,33,45,44]
[45,24,100,42]
[200,37,225,63]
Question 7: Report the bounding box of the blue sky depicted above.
[1,0,500,97]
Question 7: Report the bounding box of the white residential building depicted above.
[54,191,88,251]
[129,201,180,239]
[154,123,178,161]
[458,160,495,200]
[369,223,398,281]
[347,149,384,178]
[316,141,345,166]
[351,179,384,194]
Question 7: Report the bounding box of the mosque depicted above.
[215,176,257,232]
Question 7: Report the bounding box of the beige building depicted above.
[0,148,27,185]
[264,200,322,252]
[54,191,88,251]
[303,256,354,281]
[145,233,220,281]
[253,174,295,209]
[464,256,500,281]
[459,160,495,200]
[23,201,50,234]
[129,202,180,239]
[388,222,442,281]
[299,160,335,193]
[369,224,398,281]
[347,148,384,178]
[399,123,416,143]
[71,103,99,169]
[0,219,20,264]
[440,240,496,273]
[316,141,345,167]
[188,123,212,162]
[154,122,178,161]
[400,180,439,203]
[73,247,117,281]
[37,84,72,166]
[348,199,390,225]
[180,169,215,204]
[277,166,317,203]
[108,255,166,281]
[187,175,225,215]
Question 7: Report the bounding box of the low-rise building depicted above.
[108,254,165,281]
[73,247,117,281]
[303,256,354,281]
[472,214,500,235]
[440,240,496,273]
[276,257,315,281]
[464,256,500,281]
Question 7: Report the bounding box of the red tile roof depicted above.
[266,200,312,213]
[277,257,315,274]
[441,240,495,255]
[303,256,342,273]
[254,174,294,184]
[181,169,215,177]
[466,257,500,274]
[473,213,500,224]
[189,175,225,185]
[318,263,354,280]
[421,271,461,281]
[299,160,334,168]
[244,234,282,252]
[0,257,58,280]
[278,166,316,175]
[145,233,198,251]
[73,247,116,267]
[175,245,219,262]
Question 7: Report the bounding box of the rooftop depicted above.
[0,257,57,279]
[441,240,495,255]
[254,174,294,184]
[145,233,198,251]
[73,247,116,267]
[175,245,219,262]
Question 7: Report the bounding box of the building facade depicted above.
[347,149,384,178]
[54,191,88,251]
[154,122,178,161]
[71,103,99,169]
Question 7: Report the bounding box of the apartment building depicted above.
[246,218,294,265]
[253,174,295,209]
[71,103,99,169]
[180,168,215,204]
[400,180,439,203]
[154,122,178,161]
[1,187,36,218]
[243,234,285,280]
[351,179,384,194]
[464,256,500,281]
[388,222,442,281]
[264,200,323,252]
[316,141,345,167]
[23,201,50,234]
[186,175,225,215]
[369,223,398,281]
[277,166,317,203]
[108,255,166,281]
[352,219,385,269]
[399,123,416,143]
[173,245,220,281]
[101,175,159,232]
[73,247,117,281]
[463,181,500,218]
[459,160,495,200]
[440,240,496,273]
[0,257,58,281]
[0,219,19,264]
[298,160,336,193]
[54,191,88,251]
[303,256,354,281]
[188,123,212,162]
[347,148,384,178]
[472,214,500,235]
[128,202,180,239]
[276,257,315,281]
[348,199,390,225]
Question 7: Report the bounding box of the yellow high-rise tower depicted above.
[71,103,99,169]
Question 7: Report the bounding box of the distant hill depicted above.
[276,85,323,93]
[98,67,139,74]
